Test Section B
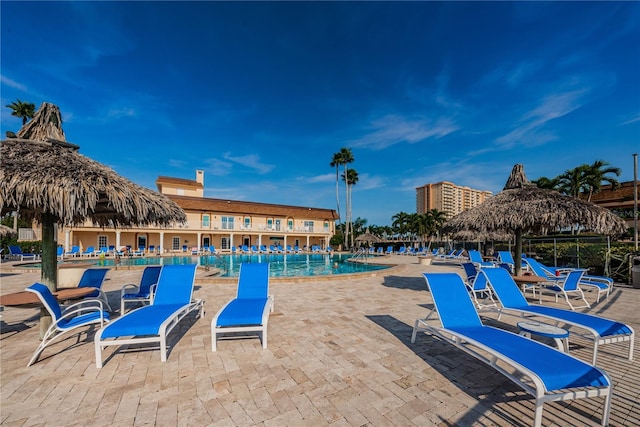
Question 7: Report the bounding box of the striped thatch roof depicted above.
[0,102,185,227]
[442,164,627,237]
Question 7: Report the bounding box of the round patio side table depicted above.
[517,321,570,353]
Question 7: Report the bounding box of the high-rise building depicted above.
[416,181,492,218]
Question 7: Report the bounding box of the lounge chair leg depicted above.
[533,400,544,427]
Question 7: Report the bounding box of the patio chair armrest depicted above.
[121,284,140,298]
[149,283,158,303]
[59,299,107,320]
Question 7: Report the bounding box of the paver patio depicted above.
[1,256,638,426]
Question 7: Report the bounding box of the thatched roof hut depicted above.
[0,102,185,287]
[442,164,627,275]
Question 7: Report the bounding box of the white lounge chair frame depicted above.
[482,268,634,365]
[94,265,204,367]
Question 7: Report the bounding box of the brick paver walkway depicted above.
[1,256,638,426]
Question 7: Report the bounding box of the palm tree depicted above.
[342,167,358,249]
[335,148,354,248]
[582,160,621,201]
[329,151,344,227]
[532,176,562,190]
[391,211,411,241]
[557,165,591,198]
[6,99,36,125]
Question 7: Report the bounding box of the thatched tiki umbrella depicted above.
[355,228,381,247]
[0,102,186,335]
[442,164,627,275]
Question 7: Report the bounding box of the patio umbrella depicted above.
[441,164,627,275]
[0,102,186,335]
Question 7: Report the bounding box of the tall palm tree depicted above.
[428,209,447,232]
[336,148,354,248]
[6,99,36,125]
[582,160,621,201]
[392,211,411,241]
[329,151,343,227]
[342,167,358,248]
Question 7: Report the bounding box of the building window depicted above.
[323,221,329,232]
[287,219,293,230]
[221,237,229,250]
[98,235,108,249]
[221,216,234,230]
[172,236,181,251]
[304,221,314,232]
[202,214,210,228]
[244,217,251,229]
[267,218,273,229]
[275,219,281,231]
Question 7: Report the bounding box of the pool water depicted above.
[24,253,388,277]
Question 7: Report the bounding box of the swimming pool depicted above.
[23,253,388,277]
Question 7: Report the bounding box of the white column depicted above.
[64,229,71,252]
[116,230,121,250]
[159,231,165,253]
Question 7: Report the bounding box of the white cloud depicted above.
[495,89,588,148]
[204,158,233,176]
[620,114,640,126]
[304,173,335,184]
[1,75,28,91]
[349,114,459,150]
[222,153,275,174]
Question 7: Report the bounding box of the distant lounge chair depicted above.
[536,269,590,310]
[8,245,36,261]
[65,245,80,258]
[524,257,612,304]
[120,265,162,313]
[480,267,634,365]
[81,246,96,257]
[496,251,516,273]
[211,263,274,351]
[468,250,495,268]
[411,272,613,427]
[25,283,110,366]
[56,246,64,260]
[95,264,204,367]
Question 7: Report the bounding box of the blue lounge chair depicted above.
[8,245,36,261]
[536,269,590,310]
[461,263,497,309]
[385,246,394,255]
[497,251,516,273]
[411,272,612,427]
[524,257,612,304]
[81,246,96,257]
[65,245,80,257]
[211,263,274,351]
[25,283,110,366]
[120,265,162,313]
[78,268,112,312]
[95,264,203,367]
[480,267,634,365]
[56,246,64,260]
[468,250,495,268]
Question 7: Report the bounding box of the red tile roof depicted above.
[166,195,338,220]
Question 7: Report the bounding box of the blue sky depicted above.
[2,2,639,226]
